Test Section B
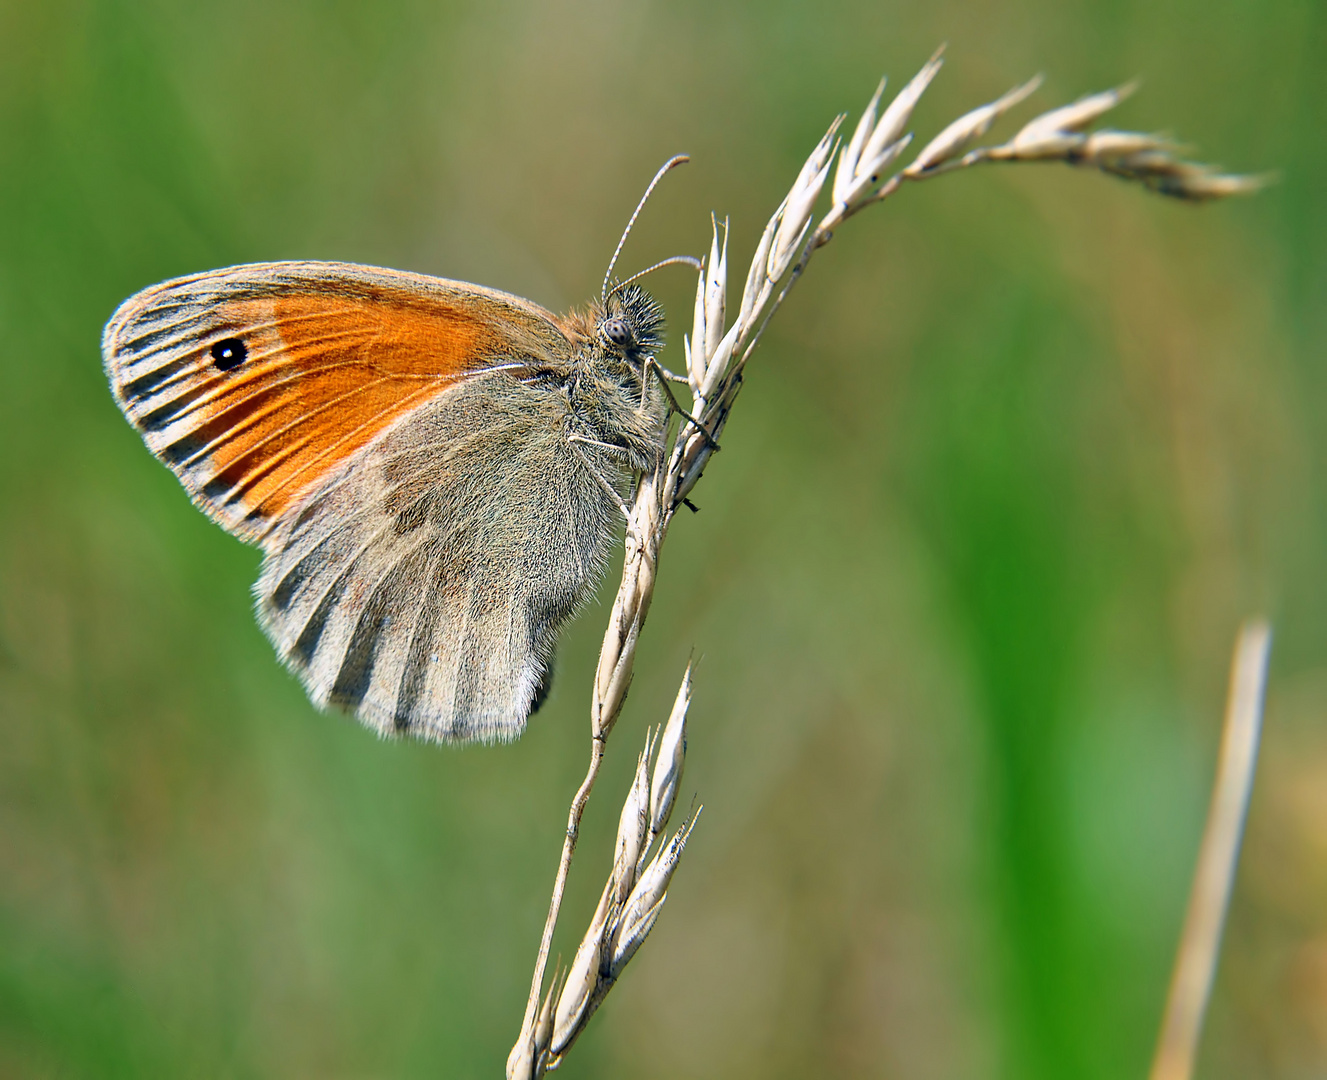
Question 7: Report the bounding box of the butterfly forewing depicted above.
[103,261,571,543]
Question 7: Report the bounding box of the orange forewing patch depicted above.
[174,294,500,523]
[107,262,573,545]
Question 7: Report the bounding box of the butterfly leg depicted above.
[644,358,721,452]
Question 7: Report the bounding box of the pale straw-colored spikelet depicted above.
[649,663,691,838]
[1006,82,1140,159]
[609,814,699,978]
[904,74,1045,175]
[737,205,779,333]
[685,264,705,390]
[550,925,601,1056]
[868,47,945,159]
[769,118,841,282]
[704,220,727,374]
[612,734,656,904]
[825,48,943,227]
[508,49,1262,1079]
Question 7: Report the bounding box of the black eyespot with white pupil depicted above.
[602,318,633,347]
[211,337,247,371]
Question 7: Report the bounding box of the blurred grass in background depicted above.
[1,0,1323,1077]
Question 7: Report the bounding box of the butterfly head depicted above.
[596,282,664,361]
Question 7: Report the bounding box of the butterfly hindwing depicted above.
[254,376,619,742]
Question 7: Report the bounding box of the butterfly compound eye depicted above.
[602,318,633,348]
[210,337,247,371]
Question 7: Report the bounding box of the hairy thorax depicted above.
[558,284,669,475]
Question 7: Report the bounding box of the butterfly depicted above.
[102,240,680,744]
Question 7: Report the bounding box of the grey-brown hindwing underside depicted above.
[255,373,620,743]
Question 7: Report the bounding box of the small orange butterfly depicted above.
[104,167,693,745]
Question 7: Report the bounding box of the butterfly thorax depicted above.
[558,285,668,473]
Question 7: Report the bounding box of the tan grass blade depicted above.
[1149,620,1271,1080]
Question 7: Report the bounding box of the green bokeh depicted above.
[1,1,1323,1077]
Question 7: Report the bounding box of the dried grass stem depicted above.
[508,50,1260,1079]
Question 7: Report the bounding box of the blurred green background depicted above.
[1,0,1323,1077]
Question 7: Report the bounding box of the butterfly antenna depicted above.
[606,254,704,300]
[602,154,690,303]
